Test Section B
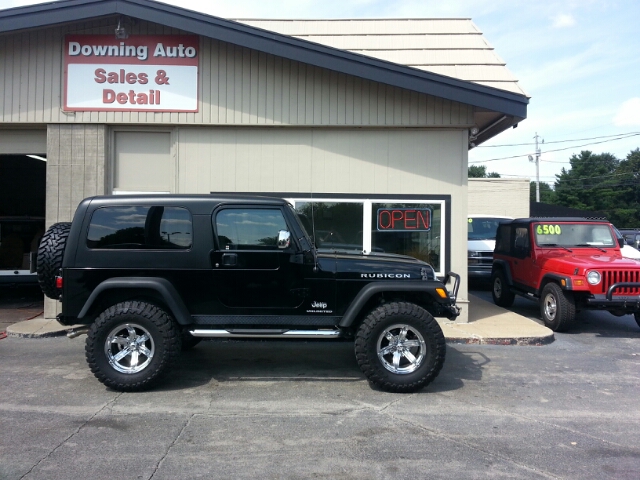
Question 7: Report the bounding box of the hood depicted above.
[468,239,496,252]
[540,248,640,274]
[318,250,437,281]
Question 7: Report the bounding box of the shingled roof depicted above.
[237,19,527,96]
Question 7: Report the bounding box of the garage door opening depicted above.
[0,155,46,286]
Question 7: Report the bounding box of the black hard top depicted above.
[79,194,289,215]
[502,217,612,226]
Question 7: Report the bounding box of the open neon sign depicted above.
[377,208,431,231]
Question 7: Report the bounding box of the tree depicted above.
[551,149,640,226]
[468,165,501,178]
[608,148,640,226]
[530,181,555,203]
[554,151,619,212]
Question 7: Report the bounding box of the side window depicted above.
[494,226,510,253]
[215,208,288,250]
[513,227,530,254]
[87,206,192,249]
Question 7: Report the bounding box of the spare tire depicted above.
[37,222,71,299]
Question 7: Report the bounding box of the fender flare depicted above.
[77,277,191,325]
[539,273,572,293]
[338,282,445,328]
[491,259,513,285]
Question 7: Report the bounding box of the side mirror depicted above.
[617,237,625,248]
[277,230,291,249]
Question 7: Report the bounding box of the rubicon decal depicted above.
[64,35,199,112]
[361,273,412,279]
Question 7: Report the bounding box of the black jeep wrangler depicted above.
[37,195,460,392]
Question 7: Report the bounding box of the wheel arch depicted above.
[538,273,572,295]
[338,282,444,329]
[78,277,191,325]
[491,259,513,284]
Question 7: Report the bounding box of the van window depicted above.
[87,206,192,249]
[468,218,507,241]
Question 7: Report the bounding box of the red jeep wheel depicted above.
[491,269,515,307]
[540,283,575,332]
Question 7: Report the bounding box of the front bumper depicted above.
[585,282,640,311]
[443,271,461,319]
[468,266,492,279]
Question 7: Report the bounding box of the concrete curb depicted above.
[443,335,555,346]
[6,318,73,338]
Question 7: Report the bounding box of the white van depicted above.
[467,215,512,280]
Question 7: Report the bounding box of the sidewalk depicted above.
[438,294,553,345]
[4,294,553,345]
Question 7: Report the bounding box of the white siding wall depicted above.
[0,129,46,153]
[468,178,530,218]
[0,19,474,127]
[178,128,466,195]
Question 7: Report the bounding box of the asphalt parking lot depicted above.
[1,286,639,480]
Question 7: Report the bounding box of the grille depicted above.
[599,270,640,295]
[468,252,494,266]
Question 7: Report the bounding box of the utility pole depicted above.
[529,133,543,202]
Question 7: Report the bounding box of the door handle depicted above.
[221,253,237,267]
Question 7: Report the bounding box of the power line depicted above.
[469,133,640,164]
[476,131,640,148]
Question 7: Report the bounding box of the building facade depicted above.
[0,0,528,322]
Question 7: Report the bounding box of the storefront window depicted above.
[372,203,441,271]
[294,202,364,251]
[289,197,446,275]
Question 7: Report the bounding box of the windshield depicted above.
[468,217,508,241]
[534,222,615,248]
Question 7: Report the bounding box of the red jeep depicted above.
[491,218,640,331]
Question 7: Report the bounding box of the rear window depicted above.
[87,206,192,249]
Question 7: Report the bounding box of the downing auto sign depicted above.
[64,35,199,112]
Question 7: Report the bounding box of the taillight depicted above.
[55,276,63,289]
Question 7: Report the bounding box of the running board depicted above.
[189,329,342,339]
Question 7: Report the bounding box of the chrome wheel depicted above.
[543,293,557,321]
[493,277,503,298]
[104,323,155,374]
[377,324,426,374]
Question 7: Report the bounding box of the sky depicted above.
[2,0,640,187]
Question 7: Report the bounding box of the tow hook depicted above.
[67,327,90,339]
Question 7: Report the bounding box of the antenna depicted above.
[309,150,318,272]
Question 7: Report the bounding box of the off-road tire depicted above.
[37,222,71,299]
[85,301,181,391]
[181,329,202,351]
[355,302,445,393]
[540,283,575,332]
[491,269,515,307]
[634,312,640,329]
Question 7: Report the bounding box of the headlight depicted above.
[586,270,601,285]
[468,251,480,257]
